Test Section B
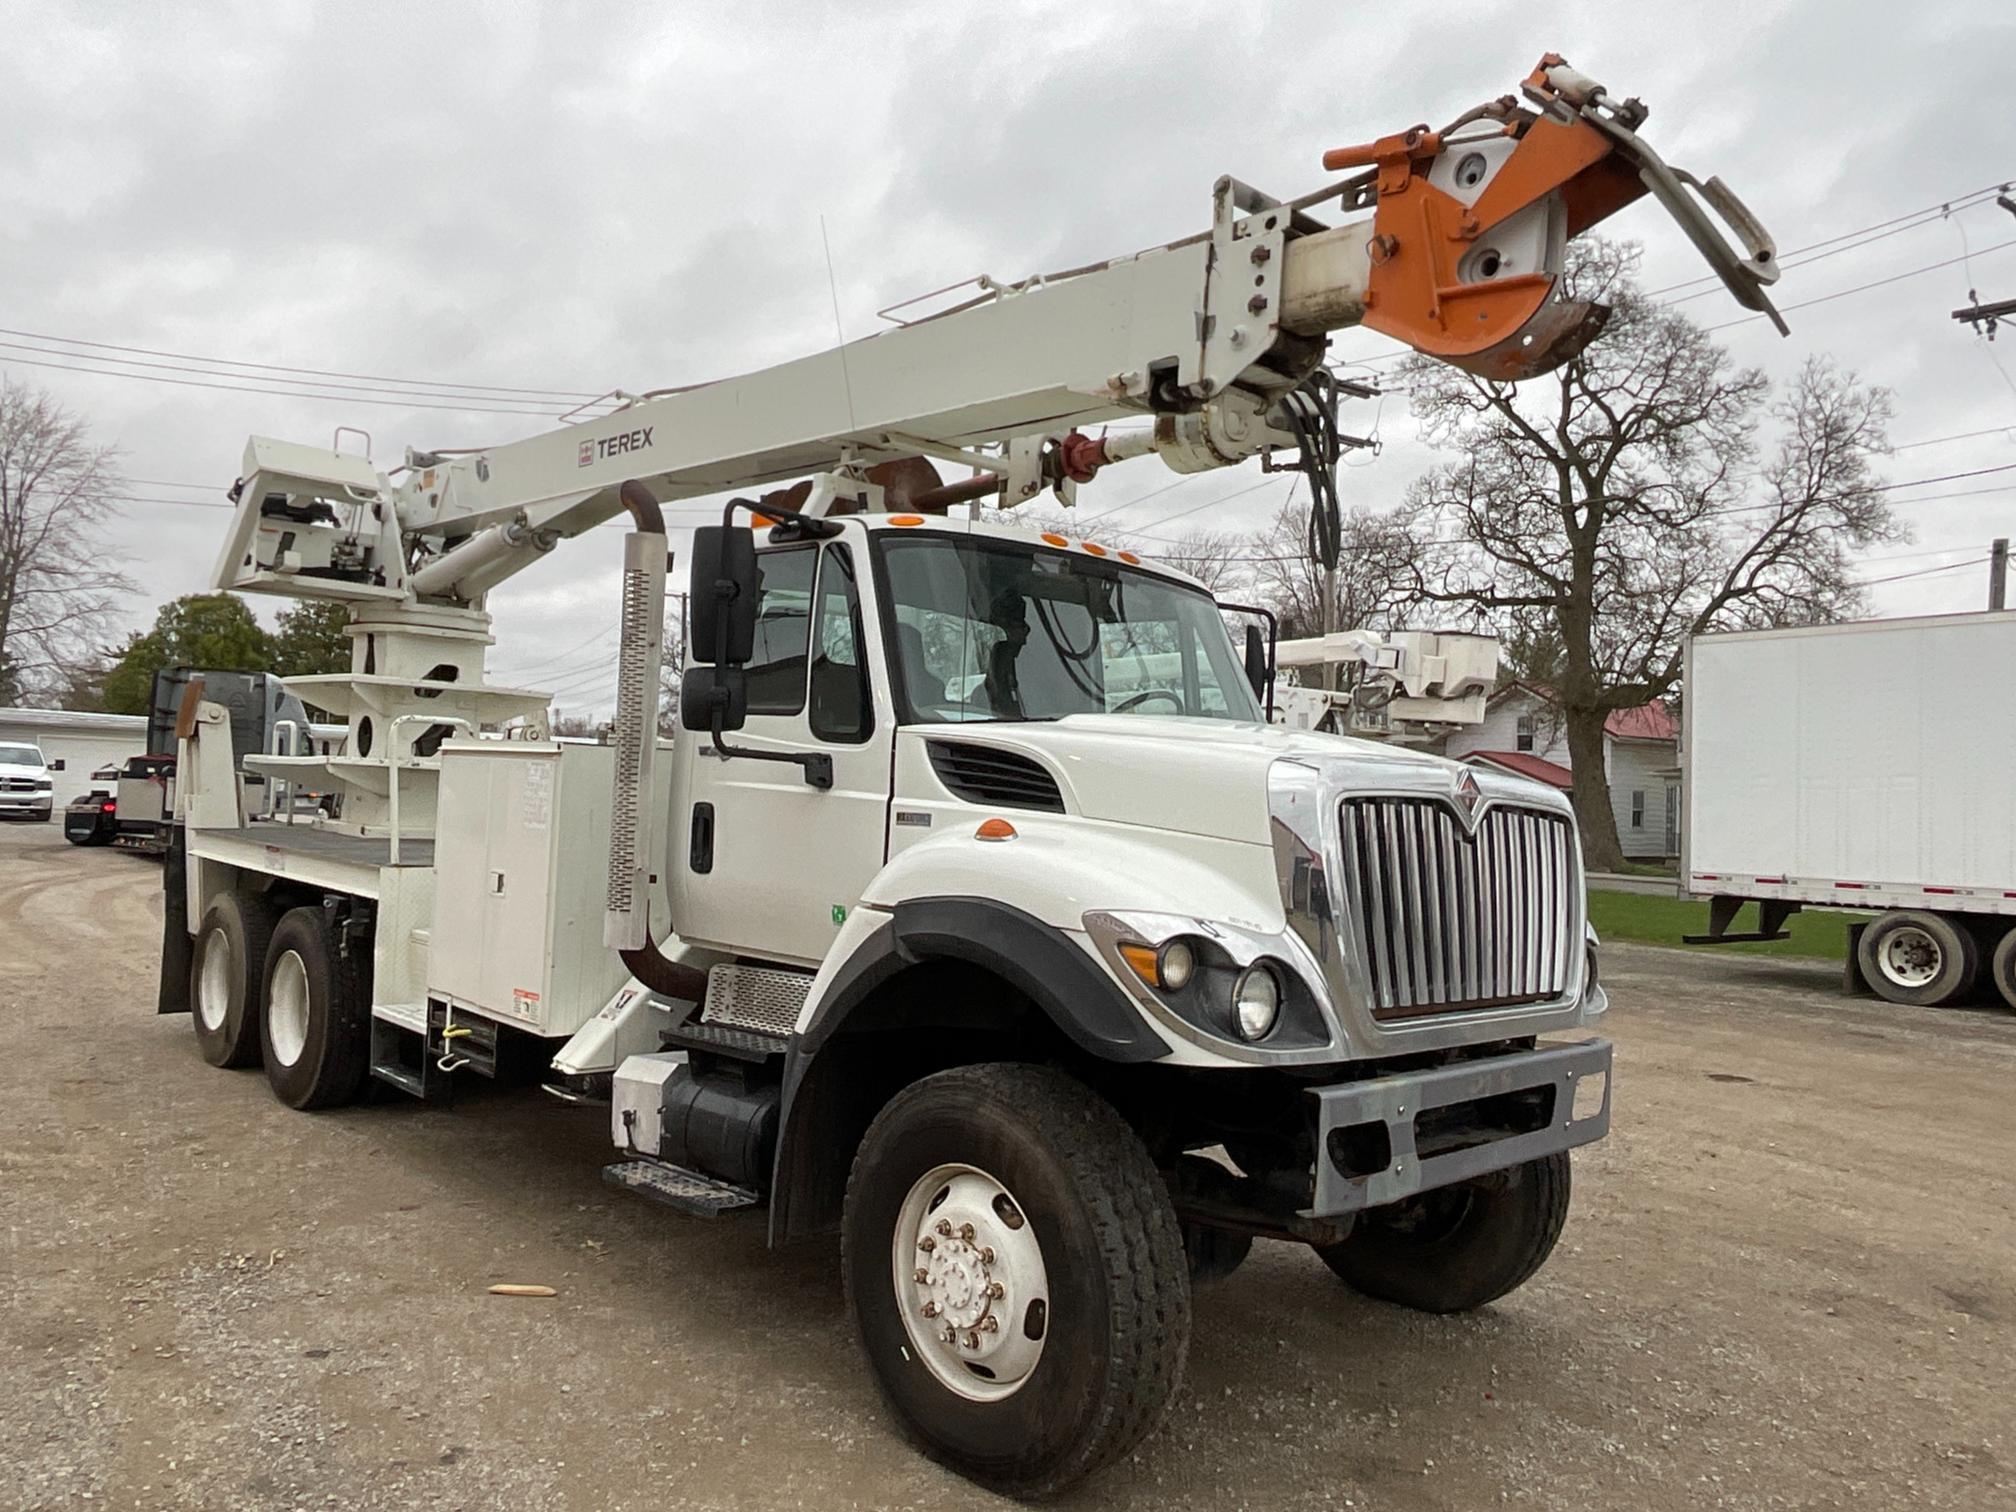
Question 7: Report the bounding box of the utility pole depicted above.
[1992,537,2009,612]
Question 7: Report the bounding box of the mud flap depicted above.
[157,825,191,1015]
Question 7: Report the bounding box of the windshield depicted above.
[877,533,1262,724]
[0,744,45,767]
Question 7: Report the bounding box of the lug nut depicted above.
[935,1219,952,1238]
[986,1280,1005,1300]
[959,1223,976,1243]
[922,1301,938,1318]
[918,1236,935,1253]
[981,1315,1000,1333]
[914,1268,930,1284]
[943,1326,958,1344]
[979,1247,995,1266]
[965,1331,981,1349]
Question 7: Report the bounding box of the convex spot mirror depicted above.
[680,665,748,733]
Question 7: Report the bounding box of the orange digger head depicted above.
[1322,55,1784,380]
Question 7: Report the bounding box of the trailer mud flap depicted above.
[157,826,191,1015]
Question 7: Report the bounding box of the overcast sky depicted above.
[5,0,2013,715]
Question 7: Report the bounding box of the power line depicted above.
[0,350,607,417]
[1704,236,2016,334]
[1649,182,2011,298]
[0,322,608,401]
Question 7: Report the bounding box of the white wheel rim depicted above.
[195,929,232,1032]
[267,949,311,1067]
[891,1163,1050,1403]
[1878,926,1942,989]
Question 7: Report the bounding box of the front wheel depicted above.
[842,1064,1191,1499]
[1315,1152,1571,1314]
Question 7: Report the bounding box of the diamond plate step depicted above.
[602,1159,760,1217]
[662,1018,789,1063]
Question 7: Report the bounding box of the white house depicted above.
[1434,683,1681,861]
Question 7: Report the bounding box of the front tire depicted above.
[260,906,370,1110]
[1315,1152,1571,1314]
[1857,910,1978,1007]
[842,1064,1190,1499]
[190,892,278,1068]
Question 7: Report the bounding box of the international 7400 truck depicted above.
[153,58,1783,1496]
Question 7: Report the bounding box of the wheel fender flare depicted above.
[769,896,1168,1246]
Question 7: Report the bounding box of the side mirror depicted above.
[1243,624,1267,700]
[689,526,759,665]
[49,758,66,771]
[680,665,748,733]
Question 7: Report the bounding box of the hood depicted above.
[915,715,1557,845]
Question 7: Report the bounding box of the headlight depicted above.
[1232,964,1280,1041]
[1158,938,1196,992]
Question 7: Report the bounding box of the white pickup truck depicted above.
[0,741,62,822]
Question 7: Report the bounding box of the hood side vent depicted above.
[925,741,1065,813]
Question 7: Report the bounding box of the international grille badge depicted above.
[1454,769,1482,820]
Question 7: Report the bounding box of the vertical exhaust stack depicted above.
[601,481,707,1004]
[604,500,667,952]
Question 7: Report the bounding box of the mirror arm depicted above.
[706,717,834,790]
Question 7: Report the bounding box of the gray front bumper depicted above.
[1308,1039,1611,1216]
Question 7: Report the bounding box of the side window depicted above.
[1630,790,1646,828]
[744,547,816,715]
[1515,713,1535,752]
[809,545,872,742]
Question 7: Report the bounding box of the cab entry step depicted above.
[602,1159,760,1218]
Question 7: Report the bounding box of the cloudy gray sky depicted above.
[5,0,2013,714]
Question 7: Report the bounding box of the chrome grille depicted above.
[1338,798,1577,1020]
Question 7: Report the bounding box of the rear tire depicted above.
[260,906,370,1110]
[1989,926,2016,1012]
[1315,1152,1571,1314]
[842,1064,1191,1499]
[190,892,278,1068]
[1857,909,1978,1007]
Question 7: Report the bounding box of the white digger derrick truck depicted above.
[156,58,1782,1496]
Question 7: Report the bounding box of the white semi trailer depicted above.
[1683,610,2016,1011]
[153,57,1782,1495]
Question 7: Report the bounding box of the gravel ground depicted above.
[2,818,2012,1511]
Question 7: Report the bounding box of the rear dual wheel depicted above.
[259,906,371,1110]
[1857,910,1978,1008]
[1990,926,2016,1012]
[190,893,277,1068]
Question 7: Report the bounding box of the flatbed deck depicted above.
[185,820,434,896]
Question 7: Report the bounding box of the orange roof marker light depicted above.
[1040,532,1069,548]
[888,514,926,527]
[1118,550,1141,565]
[974,817,1018,842]
[1081,542,1108,557]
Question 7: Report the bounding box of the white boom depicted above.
[195,55,1778,835]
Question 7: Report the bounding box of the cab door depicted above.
[672,540,891,965]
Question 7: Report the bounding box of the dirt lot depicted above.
[2,819,2012,1511]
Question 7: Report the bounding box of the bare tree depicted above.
[1135,528,1244,594]
[1398,240,1901,869]
[1243,500,1415,639]
[0,380,131,705]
